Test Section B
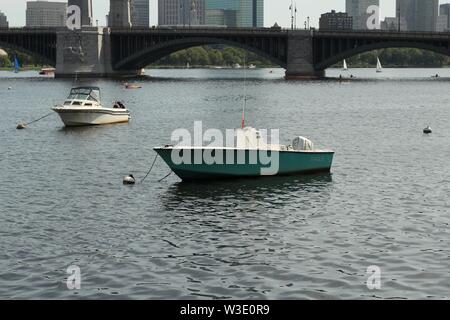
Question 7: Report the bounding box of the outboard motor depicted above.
[292,136,314,151]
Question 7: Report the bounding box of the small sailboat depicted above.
[13,56,20,73]
[376,57,383,73]
[343,59,348,71]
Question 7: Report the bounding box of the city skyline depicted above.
[2,0,450,27]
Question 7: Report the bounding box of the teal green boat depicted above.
[154,127,334,181]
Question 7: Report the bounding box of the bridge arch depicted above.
[0,29,57,66]
[0,41,56,66]
[113,36,287,70]
[314,36,450,71]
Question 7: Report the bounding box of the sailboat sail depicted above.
[14,56,20,73]
[343,59,348,71]
[376,57,382,72]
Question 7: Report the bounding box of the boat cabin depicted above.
[236,127,314,151]
[63,87,101,107]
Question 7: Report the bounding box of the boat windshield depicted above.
[67,87,101,102]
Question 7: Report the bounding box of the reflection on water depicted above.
[57,122,131,134]
[166,173,332,201]
[162,173,333,217]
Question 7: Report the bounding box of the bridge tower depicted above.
[109,0,132,27]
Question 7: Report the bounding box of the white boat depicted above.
[234,63,241,69]
[39,67,55,75]
[376,57,383,73]
[124,82,142,89]
[343,59,348,71]
[51,87,130,126]
[248,64,256,69]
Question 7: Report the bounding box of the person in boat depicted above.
[113,101,125,109]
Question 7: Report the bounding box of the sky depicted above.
[1,0,450,28]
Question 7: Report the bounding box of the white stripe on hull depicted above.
[53,109,130,126]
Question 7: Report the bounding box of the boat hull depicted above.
[52,108,130,126]
[154,148,334,181]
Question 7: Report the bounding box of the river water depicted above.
[1,68,449,299]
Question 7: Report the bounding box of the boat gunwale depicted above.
[52,106,130,115]
[153,146,334,154]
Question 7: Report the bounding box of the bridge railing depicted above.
[110,26,289,34]
[0,27,63,33]
[314,29,450,39]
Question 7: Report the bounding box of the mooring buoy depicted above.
[423,126,432,134]
[123,174,136,185]
[16,123,27,130]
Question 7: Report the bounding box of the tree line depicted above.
[154,46,450,68]
[152,46,274,67]
[345,48,450,68]
[0,50,46,69]
[1,46,450,69]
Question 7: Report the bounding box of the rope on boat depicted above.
[17,112,54,129]
[140,153,159,184]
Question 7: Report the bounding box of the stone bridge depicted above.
[1,27,449,78]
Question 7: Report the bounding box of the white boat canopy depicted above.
[67,87,101,103]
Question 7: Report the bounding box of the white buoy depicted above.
[8,87,12,90]
[423,126,432,134]
[17,123,27,130]
[123,174,136,185]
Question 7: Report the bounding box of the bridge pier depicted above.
[55,27,139,78]
[285,31,324,80]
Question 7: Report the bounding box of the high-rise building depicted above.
[319,10,353,31]
[380,17,407,31]
[68,0,93,26]
[158,0,205,26]
[205,0,238,26]
[205,0,264,28]
[436,15,448,32]
[26,1,67,27]
[396,0,439,31]
[109,0,132,27]
[0,11,8,28]
[131,0,150,27]
[440,4,450,31]
[346,0,380,30]
[237,0,263,27]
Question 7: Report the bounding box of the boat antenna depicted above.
[242,54,247,129]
